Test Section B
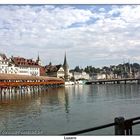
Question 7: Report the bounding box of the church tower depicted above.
[63,53,69,81]
[36,53,41,65]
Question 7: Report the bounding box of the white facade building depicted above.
[0,54,40,76]
[11,57,40,76]
[8,65,19,74]
[0,54,9,74]
[73,71,90,80]
[97,74,106,79]
[0,61,9,74]
[17,66,39,76]
[90,73,106,80]
[46,64,65,79]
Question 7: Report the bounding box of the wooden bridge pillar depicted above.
[137,80,140,84]
[0,88,2,100]
[15,87,17,94]
[117,81,120,84]
[124,80,126,84]
[99,82,102,84]
[3,88,6,99]
[0,87,2,94]
[8,87,11,98]
[11,88,13,99]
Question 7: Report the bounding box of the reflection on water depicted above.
[0,84,140,135]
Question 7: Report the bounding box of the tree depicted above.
[133,63,140,69]
[74,66,82,72]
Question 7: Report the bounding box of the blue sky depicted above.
[0,5,140,68]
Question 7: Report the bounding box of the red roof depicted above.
[11,57,39,68]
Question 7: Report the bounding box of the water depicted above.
[0,84,140,135]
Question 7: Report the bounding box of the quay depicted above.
[85,78,140,85]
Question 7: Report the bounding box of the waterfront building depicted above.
[72,71,90,80]
[0,53,42,76]
[8,58,19,74]
[11,56,40,76]
[0,53,9,74]
[45,53,70,81]
[45,63,65,79]
[39,66,46,76]
[90,73,106,80]
[0,52,70,78]
[0,53,19,74]
[97,73,106,79]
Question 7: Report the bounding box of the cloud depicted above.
[0,5,140,68]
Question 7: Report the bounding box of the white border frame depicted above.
[0,0,140,4]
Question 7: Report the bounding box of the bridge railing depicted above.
[62,116,140,135]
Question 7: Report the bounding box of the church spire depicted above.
[37,52,40,61]
[63,52,69,81]
[36,52,41,65]
[63,52,68,68]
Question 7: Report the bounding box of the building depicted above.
[45,53,70,81]
[90,73,106,80]
[72,71,89,80]
[11,56,40,76]
[0,53,9,74]
[0,53,19,74]
[39,66,46,76]
[45,63,64,79]
[0,52,47,76]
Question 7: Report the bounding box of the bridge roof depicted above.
[0,73,63,81]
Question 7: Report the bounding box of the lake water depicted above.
[0,84,140,135]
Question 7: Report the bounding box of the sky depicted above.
[0,5,140,69]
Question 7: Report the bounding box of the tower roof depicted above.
[36,53,41,65]
[63,52,68,68]
[37,53,40,61]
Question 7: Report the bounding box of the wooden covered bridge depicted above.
[0,74,64,100]
[0,73,64,88]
